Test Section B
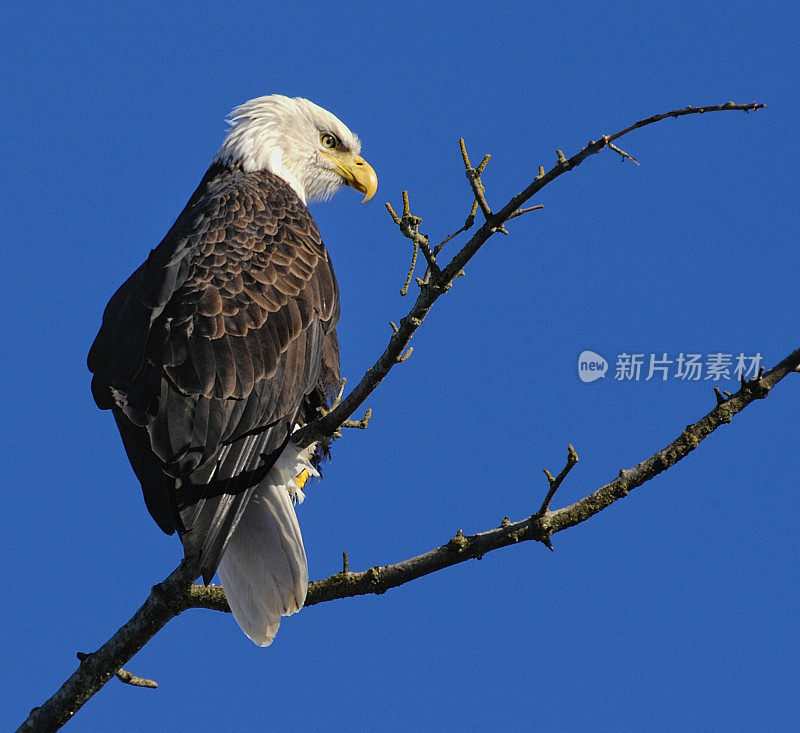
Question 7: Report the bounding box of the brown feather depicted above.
[198,288,223,316]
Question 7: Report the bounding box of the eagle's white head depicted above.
[213,95,377,205]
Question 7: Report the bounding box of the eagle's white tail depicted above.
[217,442,316,646]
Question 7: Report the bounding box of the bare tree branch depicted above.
[293,101,765,450]
[18,562,195,732]
[18,100,769,733]
[23,353,795,733]
[189,350,800,607]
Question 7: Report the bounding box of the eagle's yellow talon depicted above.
[295,468,310,490]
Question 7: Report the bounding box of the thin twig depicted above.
[506,205,545,220]
[316,378,346,417]
[607,141,639,164]
[460,139,493,219]
[386,194,441,291]
[76,653,158,689]
[397,347,414,363]
[538,444,580,516]
[608,101,765,143]
[421,199,481,284]
[437,199,479,249]
[401,240,417,296]
[341,408,372,430]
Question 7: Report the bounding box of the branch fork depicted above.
[538,444,580,517]
[387,191,441,295]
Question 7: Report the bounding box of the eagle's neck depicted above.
[212,141,308,204]
[183,162,305,220]
[179,161,242,213]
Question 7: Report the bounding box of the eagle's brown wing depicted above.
[88,168,340,581]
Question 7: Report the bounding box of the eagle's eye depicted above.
[320,132,339,149]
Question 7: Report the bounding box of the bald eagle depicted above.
[88,96,377,645]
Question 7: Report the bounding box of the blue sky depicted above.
[2,1,798,730]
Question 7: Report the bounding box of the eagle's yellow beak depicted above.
[322,150,378,203]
